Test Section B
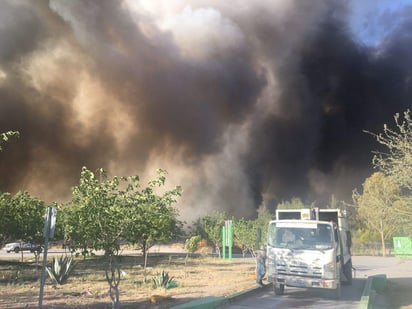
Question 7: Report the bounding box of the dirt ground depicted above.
[0,251,258,309]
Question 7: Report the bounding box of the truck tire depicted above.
[274,283,285,295]
[14,247,20,253]
[343,259,353,285]
[330,284,341,300]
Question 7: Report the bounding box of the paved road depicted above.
[222,256,412,308]
[0,248,77,259]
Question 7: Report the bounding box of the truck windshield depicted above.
[268,223,333,250]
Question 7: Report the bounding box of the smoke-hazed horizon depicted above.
[1,0,412,221]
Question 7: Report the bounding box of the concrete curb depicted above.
[358,274,387,309]
[170,284,271,309]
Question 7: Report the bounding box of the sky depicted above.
[1,0,412,221]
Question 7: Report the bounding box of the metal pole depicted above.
[228,222,232,261]
[222,226,226,259]
[38,207,51,308]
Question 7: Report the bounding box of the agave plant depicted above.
[46,255,76,285]
[152,270,176,290]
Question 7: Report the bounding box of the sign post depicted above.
[222,220,232,260]
[38,207,57,308]
[222,225,226,259]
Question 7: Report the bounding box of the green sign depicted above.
[393,237,412,256]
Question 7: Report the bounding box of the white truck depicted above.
[266,208,352,298]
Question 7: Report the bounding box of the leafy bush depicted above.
[46,255,76,285]
[151,270,176,289]
[185,235,201,255]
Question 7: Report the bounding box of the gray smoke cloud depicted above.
[1,0,412,221]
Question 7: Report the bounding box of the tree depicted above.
[194,211,227,257]
[365,110,412,235]
[67,167,136,308]
[254,204,273,247]
[353,172,400,256]
[390,195,412,238]
[0,192,14,246]
[0,191,46,262]
[368,110,412,191]
[185,235,202,260]
[123,169,183,280]
[277,197,310,209]
[68,167,126,256]
[0,130,19,152]
[233,218,256,257]
[0,191,45,243]
[12,192,46,244]
[64,167,182,305]
[233,204,274,257]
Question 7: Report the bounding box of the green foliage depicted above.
[151,270,176,289]
[353,110,412,250]
[0,191,45,244]
[353,172,401,256]
[185,235,201,255]
[365,110,412,229]
[0,130,19,152]
[368,110,412,191]
[193,211,227,256]
[46,255,76,285]
[392,196,412,237]
[255,204,273,244]
[121,169,183,271]
[62,167,182,258]
[233,217,256,256]
[232,205,274,256]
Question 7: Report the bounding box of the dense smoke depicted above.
[1,0,412,220]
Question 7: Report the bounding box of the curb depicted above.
[358,274,387,309]
[170,284,270,309]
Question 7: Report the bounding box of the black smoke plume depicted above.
[0,0,411,220]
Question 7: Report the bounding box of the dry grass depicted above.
[0,253,257,308]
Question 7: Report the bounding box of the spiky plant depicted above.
[46,255,76,285]
[152,270,175,290]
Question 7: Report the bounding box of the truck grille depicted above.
[277,261,322,278]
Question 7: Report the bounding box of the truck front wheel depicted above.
[274,283,285,295]
[330,284,341,300]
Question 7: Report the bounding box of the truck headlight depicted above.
[323,261,336,279]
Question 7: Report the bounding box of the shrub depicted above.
[46,255,76,285]
[152,270,176,289]
[185,235,202,255]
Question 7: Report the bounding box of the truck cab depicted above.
[266,208,352,298]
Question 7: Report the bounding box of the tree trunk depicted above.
[380,220,386,257]
[143,240,149,283]
[105,254,121,309]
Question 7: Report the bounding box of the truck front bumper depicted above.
[268,274,339,289]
